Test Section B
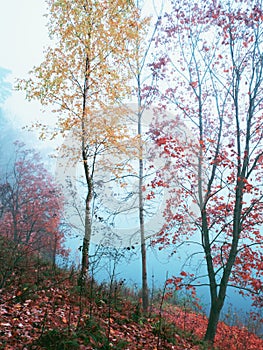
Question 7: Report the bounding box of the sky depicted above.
[0,1,47,75]
[0,0,51,138]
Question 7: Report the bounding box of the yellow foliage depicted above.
[17,0,149,166]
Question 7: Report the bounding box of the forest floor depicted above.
[0,257,263,350]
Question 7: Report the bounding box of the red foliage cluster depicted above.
[0,142,67,264]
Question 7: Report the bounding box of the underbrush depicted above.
[0,240,262,350]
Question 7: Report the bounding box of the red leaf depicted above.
[190,81,198,88]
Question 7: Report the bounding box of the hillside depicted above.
[0,251,262,350]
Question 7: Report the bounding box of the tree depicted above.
[150,0,263,343]
[0,142,66,287]
[17,0,144,283]
[124,0,161,312]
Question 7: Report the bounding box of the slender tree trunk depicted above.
[79,54,92,284]
[138,95,149,311]
[79,145,93,283]
[51,235,58,269]
[140,242,148,311]
[12,210,18,243]
[80,197,92,282]
[139,157,148,311]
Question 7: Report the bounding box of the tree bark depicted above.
[79,52,92,284]
[138,101,149,311]
[204,299,222,343]
[139,167,148,311]
[79,197,92,283]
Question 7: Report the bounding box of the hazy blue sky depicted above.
[0,0,49,129]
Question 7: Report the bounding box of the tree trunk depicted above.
[138,105,148,312]
[140,202,148,311]
[204,299,223,343]
[13,213,18,243]
[79,196,92,284]
[204,183,244,343]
